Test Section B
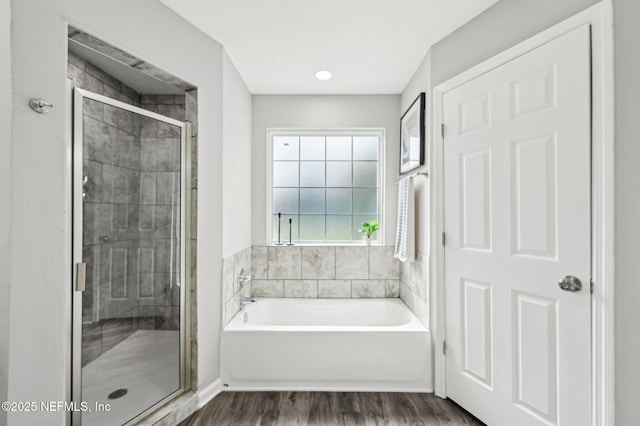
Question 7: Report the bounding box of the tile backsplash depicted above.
[400,252,429,327]
[250,245,400,300]
[221,245,425,328]
[221,246,252,326]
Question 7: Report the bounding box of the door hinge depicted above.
[442,231,446,246]
[441,123,445,138]
[590,279,594,294]
[443,340,447,355]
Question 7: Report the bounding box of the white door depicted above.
[443,25,591,426]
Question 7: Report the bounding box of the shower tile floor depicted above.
[82,329,180,426]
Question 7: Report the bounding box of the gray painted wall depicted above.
[613,1,640,424]
[430,0,600,86]
[0,0,11,422]
[222,50,253,257]
[399,51,432,334]
[400,51,431,255]
[7,0,224,423]
[251,95,401,246]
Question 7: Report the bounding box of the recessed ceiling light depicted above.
[315,70,332,81]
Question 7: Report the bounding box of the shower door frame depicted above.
[71,87,192,425]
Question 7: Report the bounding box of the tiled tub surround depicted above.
[221,246,253,326]
[69,51,189,363]
[400,252,429,327]
[251,245,400,299]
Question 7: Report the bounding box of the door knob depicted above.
[558,275,582,292]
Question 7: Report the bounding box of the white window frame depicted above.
[266,128,386,246]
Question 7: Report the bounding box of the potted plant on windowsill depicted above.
[359,220,379,246]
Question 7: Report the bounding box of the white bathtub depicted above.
[220,298,432,391]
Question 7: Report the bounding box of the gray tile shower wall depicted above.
[69,51,189,364]
[221,246,253,326]
[69,27,195,93]
[138,95,185,333]
[400,252,429,327]
[186,88,198,387]
[250,245,400,299]
[70,51,144,337]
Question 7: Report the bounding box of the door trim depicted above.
[431,2,614,425]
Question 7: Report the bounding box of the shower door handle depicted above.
[75,263,87,292]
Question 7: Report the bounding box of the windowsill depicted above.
[267,242,385,247]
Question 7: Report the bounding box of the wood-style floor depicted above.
[180,391,485,426]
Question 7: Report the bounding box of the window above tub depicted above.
[267,129,384,245]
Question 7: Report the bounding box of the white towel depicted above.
[394,176,415,263]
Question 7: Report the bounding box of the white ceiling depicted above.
[159,0,500,94]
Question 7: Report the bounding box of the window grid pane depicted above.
[300,136,325,160]
[300,161,325,187]
[272,132,380,242]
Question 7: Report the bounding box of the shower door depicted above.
[71,88,191,425]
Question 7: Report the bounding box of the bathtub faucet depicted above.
[237,268,252,290]
[240,296,257,305]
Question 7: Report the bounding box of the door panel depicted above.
[513,292,558,421]
[459,93,491,135]
[444,25,591,426]
[460,148,492,251]
[511,134,557,259]
[510,66,556,119]
[461,279,493,388]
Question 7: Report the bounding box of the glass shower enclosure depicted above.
[71,87,191,425]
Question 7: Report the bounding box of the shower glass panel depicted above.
[72,88,189,425]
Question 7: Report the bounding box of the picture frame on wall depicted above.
[400,92,425,174]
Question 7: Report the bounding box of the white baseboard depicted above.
[224,385,434,393]
[197,378,223,409]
